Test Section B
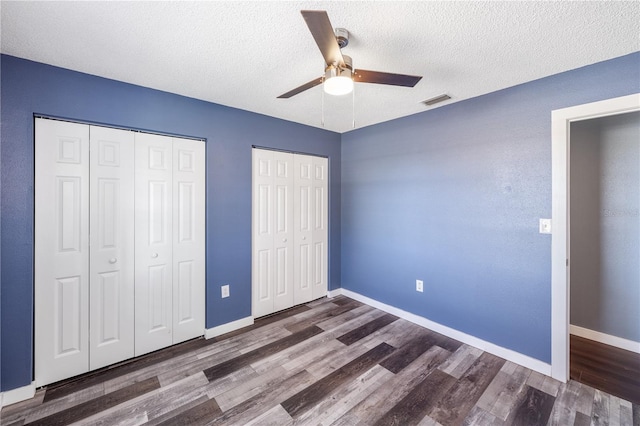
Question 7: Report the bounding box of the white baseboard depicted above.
[327,288,342,298]
[570,324,640,354]
[0,381,36,408]
[337,288,552,377]
[205,288,350,339]
[204,316,254,339]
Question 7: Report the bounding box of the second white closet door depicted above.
[252,148,328,318]
[135,133,174,356]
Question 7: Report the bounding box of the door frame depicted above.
[550,93,640,381]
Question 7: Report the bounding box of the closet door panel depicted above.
[35,118,90,386]
[252,149,275,317]
[253,149,294,316]
[172,138,205,343]
[311,157,329,299]
[135,133,173,356]
[272,153,294,312]
[89,126,135,370]
[294,155,313,304]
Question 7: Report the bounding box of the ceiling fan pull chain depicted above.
[352,81,355,129]
[321,77,325,127]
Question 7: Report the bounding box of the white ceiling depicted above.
[2,1,639,133]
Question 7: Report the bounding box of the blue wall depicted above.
[341,52,640,363]
[0,55,341,391]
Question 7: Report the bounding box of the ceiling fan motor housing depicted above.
[325,54,353,80]
[335,28,349,48]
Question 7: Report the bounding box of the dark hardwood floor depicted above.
[571,334,640,405]
[2,296,639,425]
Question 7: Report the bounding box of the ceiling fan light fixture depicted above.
[324,64,353,96]
[324,75,353,96]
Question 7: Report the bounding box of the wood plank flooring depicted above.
[2,296,638,425]
[571,334,640,405]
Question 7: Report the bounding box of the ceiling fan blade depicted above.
[354,69,422,87]
[301,10,344,67]
[277,77,323,99]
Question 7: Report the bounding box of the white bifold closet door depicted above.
[135,133,206,356]
[35,118,205,387]
[252,148,328,318]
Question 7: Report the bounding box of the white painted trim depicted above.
[0,381,36,408]
[551,93,640,382]
[340,288,552,377]
[204,316,254,339]
[327,288,342,298]
[570,325,640,354]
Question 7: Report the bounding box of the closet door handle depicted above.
[282,238,287,243]
[151,253,159,258]
[109,258,117,264]
[302,236,306,240]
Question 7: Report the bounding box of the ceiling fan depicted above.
[277,10,423,99]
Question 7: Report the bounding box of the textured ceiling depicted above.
[2,1,639,133]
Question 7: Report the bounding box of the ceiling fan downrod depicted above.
[335,28,349,49]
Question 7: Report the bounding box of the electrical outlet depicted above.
[221,285,230,298]
[416,280,424,292]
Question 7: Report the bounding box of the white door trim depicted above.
[550,93,640,381]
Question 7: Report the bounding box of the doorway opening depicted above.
[568,112,640,403]
[551,94,640,387]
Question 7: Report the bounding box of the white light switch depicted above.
[221,285,230,298]
[539,218,552,234]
